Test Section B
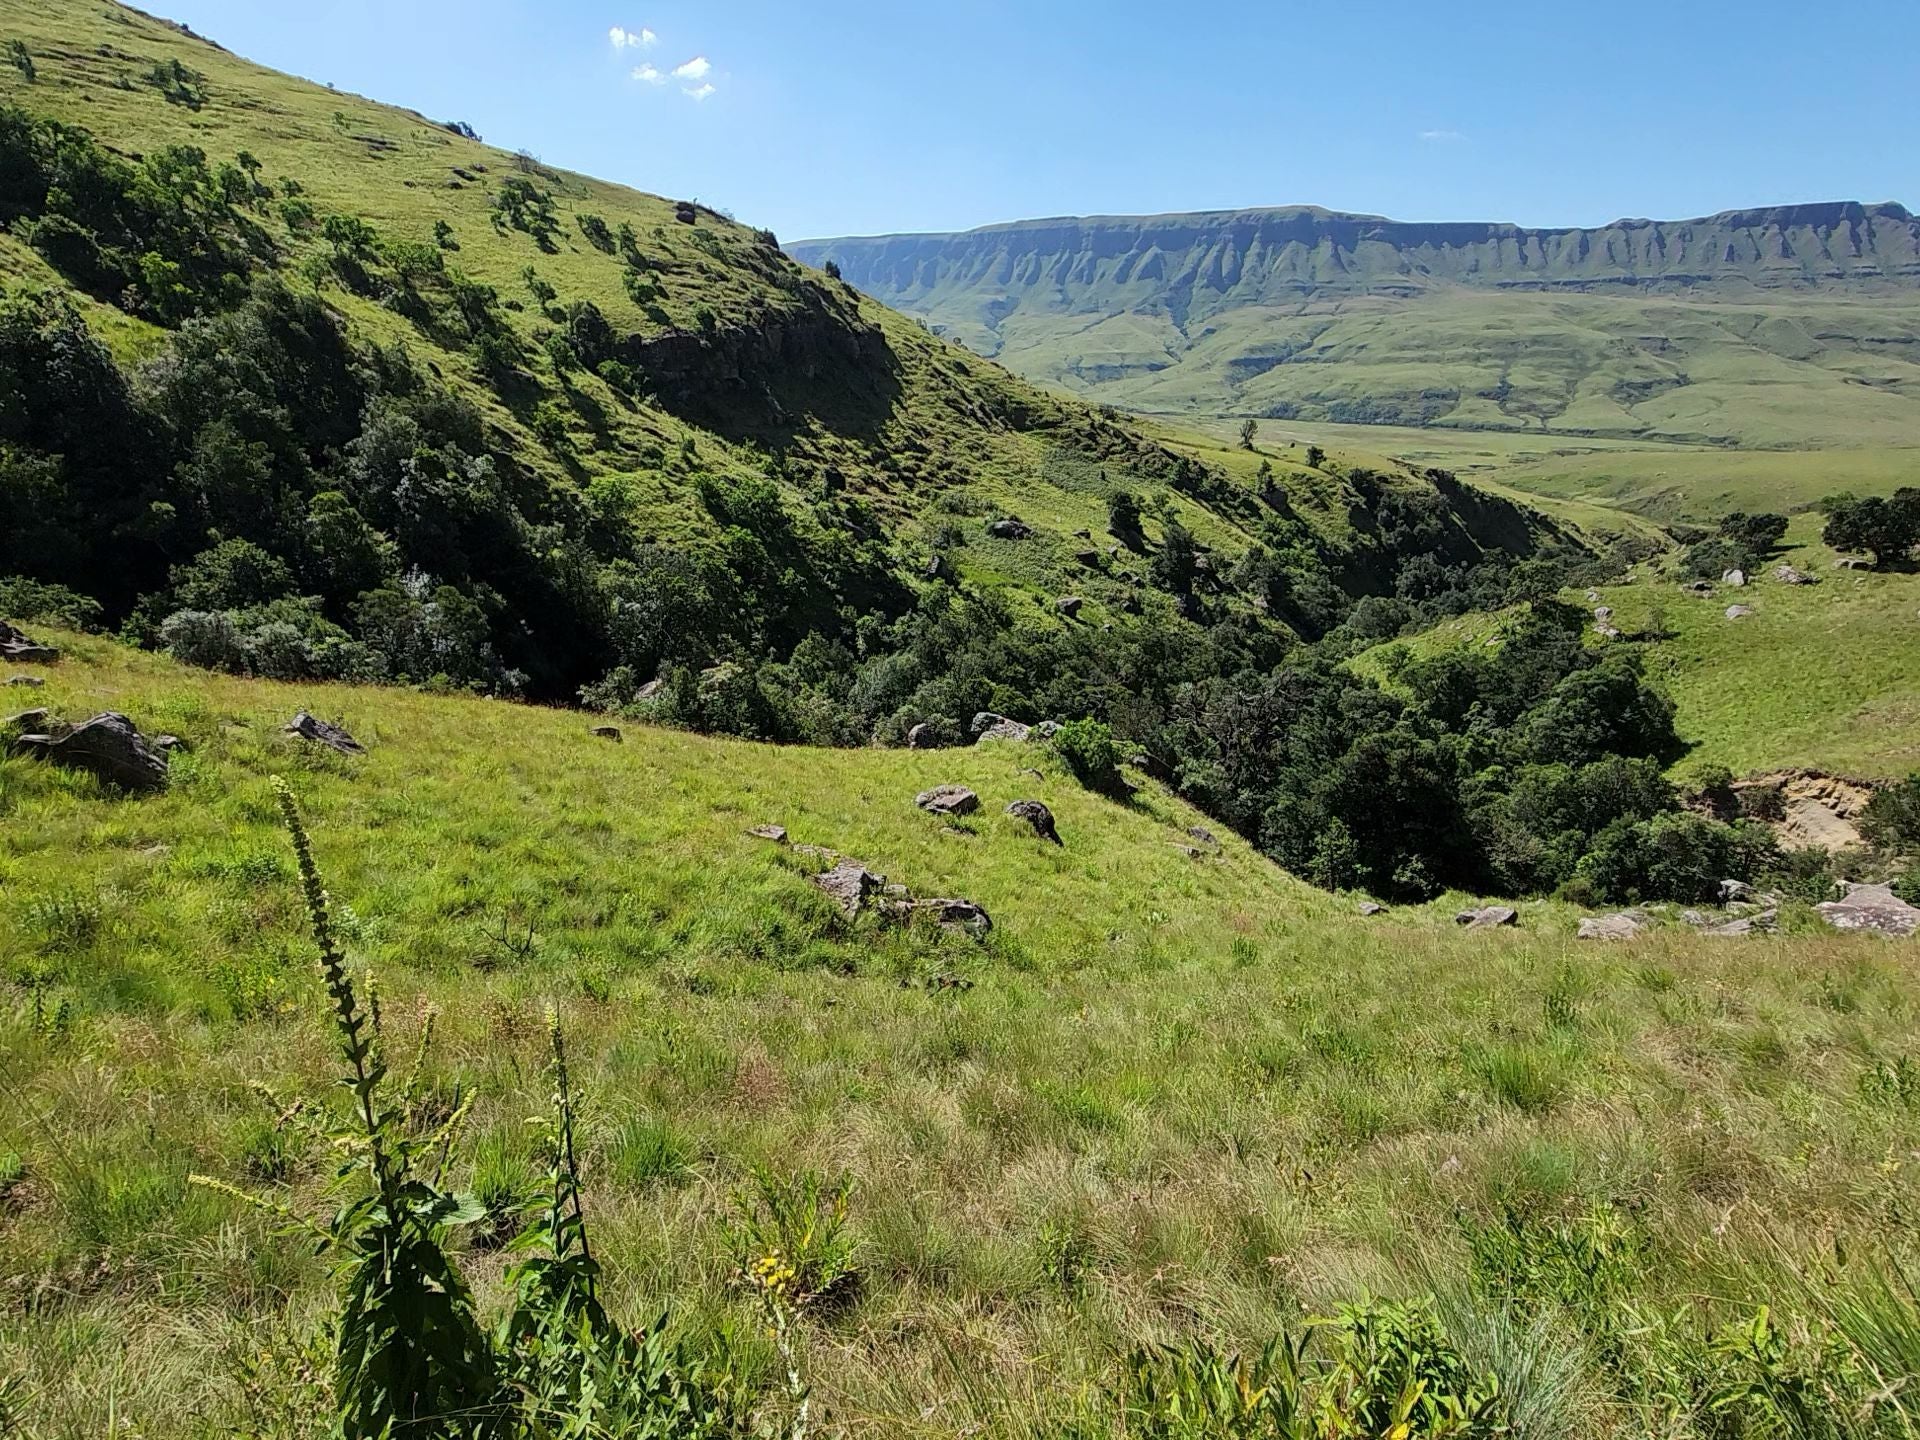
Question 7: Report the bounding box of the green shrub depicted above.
[1053,717,1121,793]
[1862,775,1920,852]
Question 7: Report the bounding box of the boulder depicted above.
[1597,625,1622,640]
[916,784,980,817]
[906,722,936,750]
[1073,528,1092,540]
[12,711,168,793]
[1719,879,1757,904]
[810,860,884,917]
[1836,555,1871,570]
[1593,605,1614,622]
[1705,909,1778,938]
[1075,549,1101,566]
[985,518,1032,540]
[1188,825,1219,847]
[7,675,45,687]
[1055,596,1084,619]
[1725,604,1753,620]
[971,712,1031,744]
[747,824,788,843]
[153,734,189,754]
[634,677,666,702]
[1005,799,1061,844]
[1032,720,1062,740]
[0,621,58,664]
[908,897,993,939]
[1455,906,1519,930]
[285,711,365,755]
[1722,569,1746,587]
[1772,564,1818,586]
[1578,913,1645,941]
[1358,901,1387,916]
[1685,580,1715,596]
[4,707,50,732]
[590,725,623,742]
[1816,882,1920,938]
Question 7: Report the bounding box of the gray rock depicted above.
[4,708,49,732]
[634,677,666,702]
[1816,883,1920,938]
[971,711,1031,744]
[1685,580,1715,596]
[747,824,788,843]
[1455,906,1519,930]
[590,724,623,742]
[916,784,980,817]
[1773,564,1818,586]
[1681,909,1710,927]
[810,860,884,917]
[12,711,169,794]
[1006,799,1061,844]
[0,620,58,664]
[1358,902,1387,916]
[1188,825,1219,847]
[906,722,935,750]
[1578,912,1645,941]
[285,711,365,755]
[153,734,189,754]
[1055,596,1085,619]
[985,518,1032,540]
[1593,605,1614,622]
[1836,555,1871,570]
[7,674,45,687]
[1597,624,1622,640]
[1722,569,1746,587]
[908,897,993,939]
[1032,720,1061,740]
[1725,604,1753,620]
[1705,909,1778,937]
[1719,879,1757,904]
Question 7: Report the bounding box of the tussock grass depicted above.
[2,637,1919,1434]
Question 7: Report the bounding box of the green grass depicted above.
[1351,513,1920,781]
[4,636,1920,1435]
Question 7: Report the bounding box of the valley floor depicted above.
[3,634,1919,1436]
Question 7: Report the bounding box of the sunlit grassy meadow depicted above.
[3,635,1919,1435]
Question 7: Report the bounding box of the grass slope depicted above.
[3,639,1920,1434]
[1352,514,1920,781]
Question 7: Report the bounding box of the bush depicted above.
[1053,717,1121,792]
[1575,812,1777,905]
[160,608,246,671]
[1861,775,1920,853]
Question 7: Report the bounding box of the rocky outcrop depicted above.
[971,712,1031,743]
[1578,912,1646,941]
[0,621,58,664]
[1817,883,1920,938]
[12,711,169,793]
[1455,906,1518,930]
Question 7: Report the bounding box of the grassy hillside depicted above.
[5,635,1920,1436]
[794,207,1920,453]
[1351,513,1920,781]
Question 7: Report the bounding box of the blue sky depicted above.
[153,1,1918,241]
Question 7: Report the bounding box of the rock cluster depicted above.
[971,712,1031,744]
[916,784,980,817]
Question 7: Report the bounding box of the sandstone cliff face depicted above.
[792,202,1920,317]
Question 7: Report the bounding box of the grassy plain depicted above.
[3,635,1920,1435]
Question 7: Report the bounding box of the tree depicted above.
[1106,489,1143,541]
[823,259,843,281]
[1305,445,1327,471]
[1238,418,1258,450]
[9,40,35,83]
[1824,489,1920,567]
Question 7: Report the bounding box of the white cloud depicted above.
[672,55,711,80]
[683,81,715,101]
[609,25,656,50]
[1418,128,1466,143]
[632,63,665,83]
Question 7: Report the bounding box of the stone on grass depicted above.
[1725,604,1753,620]
[1578,913,1645,941]
[1722,569,1746,587]
[1816,883,1920,938]
[1358,902,1387,917]
[1773,564,1818,586]
[590,725,623,742]
[810,860,883,917]
[747,824,788,843]
[907,722,935,750]
[1005,799,1061,844]
[1719,879,1757,904]
[1455,905,1519,929]
[285,711,365,755]
[0,620,58,663]
[1705,909,1778,938]
[971,712,1031,744]
[1055,596,1084,619]
[985,518,1032,540]
[12,711,168,794]
[1188,825,1219,846]
[4,708,50,732]
[916,784,980,817]
[7,674,45,687]
[909,897,993,939]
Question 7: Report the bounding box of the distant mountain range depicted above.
[790,203,1920,447]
